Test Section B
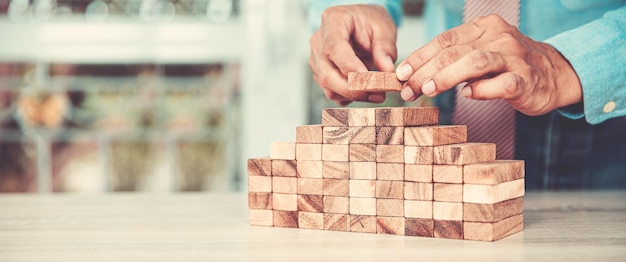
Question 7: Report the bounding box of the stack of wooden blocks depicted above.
[248,72,524,241]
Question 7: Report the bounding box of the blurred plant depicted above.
[110,140,154,191]
[177,140,222,191]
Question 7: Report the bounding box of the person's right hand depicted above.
[309,4,398,106]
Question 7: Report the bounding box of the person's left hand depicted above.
[396,15,583,116]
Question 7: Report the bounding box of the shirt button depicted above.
[603,101,616,113]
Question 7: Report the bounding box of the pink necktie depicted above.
[452,0,519,160]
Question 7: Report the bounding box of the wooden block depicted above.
[248,176,271,193]
[296,125,323,144]
[375,107,439,127]
[296,160,322,178]
[298,212,324,230]
[375,180,404,199]
[434,220,463,239]
[322,108,349,126]
[273,210,298,228]
[249,209,273,226]
[376,163,404,180]
[272,177,297,194]
[322,161,350,179]
[347,71,403,92]
[433,165,463,183]
[433,183,463,202]
[272,160,297,177]
[349,126,376,144]
[272,193,297,211]
[350,162,376,180]
[464,197,524,222]
[404,200,433,219]
[248,192,272,209]
[405,218,434,237]
[297,178,323,195]
[270,141,296,160]
[349,144,376,162]
[463,178,525,204]
[324,213,350,231]
[404,182,433,201]
[404,146,433,165]
[323,126,350,144]
[350,180,376,198]
[348,107,376,126]
[247,157,271,176]
[404,125,467,146]
[376,127,404,145]
[350,197,376,215]
[350,215,377,233]
[295,144,322,161]
[433,143,496,165]
[322,179,349,197]
[376,216,405,235]
[322,144,349,162]
[324,196,349,214]
[464,214,523,241]
[433,201,463,221]
[377,199,404,217]
[463,160,525,185]
[376,145,404,163]
[404,164,432,182]
[297,194,324,212]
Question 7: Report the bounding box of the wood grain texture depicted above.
[323,196,349,214]
[434,220,463,239]
[375,180,404,199]
[270,141,296,160]
[348,108,376,126]
[404,182,433,201]
[248,192,272,209]
[298,212,324,230]
[295,144,322,161]
[297,194,324,213]
[433,201,463,221]
[404,164,432,182]
[247,157,272,176]
[350,162,377,180]
[376,127,404,145]
[463,179,525,204]
[349,126,376,144]
[405,218,434,237]
[249,209,273,227]
[273,210,299,228]
[271,160,297,177]
[404,200,433,219]
[349,197,376,215]
[433,183,463,202]
[272,177,297,194]
[322,161,350,179]
[296,160,322,178]
[464,197,523,222]
[350,180,376,198]
[347,72,403,92]
[349,144,376,162]
[433,165,463,183]
[322,108,349,126]
[296,125,323,144]
[463,160,525,185]
[404,146,433,165]
[272,193,297,211]
[323,126,350,144]
[376,199,404,217]
[350,215,377,233]
[324,213,350,231]
[297,178,323,195]
[376,145,404,163]
[248,176,272,193]
[433,143,496,165]
[464,214,523,241]
[404,125,467,146]
[375,107,439,127]
[322,144,349,162]
[322,179,349,197]
[376,163,404,180]
[377,217,405,235]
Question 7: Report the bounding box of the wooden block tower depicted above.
[247,72,524,241]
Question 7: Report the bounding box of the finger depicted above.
[316,56,385,103]
[371,29,397,72]
[322,19,368,76]
[461,72,524,100]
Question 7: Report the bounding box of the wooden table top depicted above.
[1,191,625,261]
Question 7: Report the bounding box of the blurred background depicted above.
[0,0,426,193]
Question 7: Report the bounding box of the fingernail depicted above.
[395,64,413,81]
[422,80,436,96]
[368,93,386,103]
[400,86,416,101]
[462,85,472,98]
[385,55,394,68]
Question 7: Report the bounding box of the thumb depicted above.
[372,36,397,72]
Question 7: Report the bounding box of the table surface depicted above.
[1,191,625,262]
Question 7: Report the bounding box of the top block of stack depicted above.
[348,72,403,92]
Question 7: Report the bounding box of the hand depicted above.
[309,5,397,106]
[396,15,582,116]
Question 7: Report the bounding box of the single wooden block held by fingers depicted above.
[296,125,323,144]
[348,72,403,92]
[464,214,523,241]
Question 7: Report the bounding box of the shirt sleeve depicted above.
[304,0,403,31]
[545,5,626,125]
